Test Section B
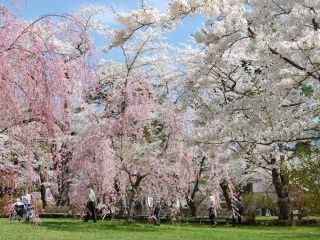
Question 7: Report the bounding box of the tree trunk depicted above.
[114,179,126,216]
[187,156,206,217]
[56,144,71,206]
[126,190,136,223]
[187,199,197,217]
[125,173,147,223]
[271,166,291,220]
[220,179,232,210]
[39,165,47,209]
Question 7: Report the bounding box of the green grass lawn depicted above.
[0,218,320,240]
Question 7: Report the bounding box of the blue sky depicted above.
[2,0,204,61]
[4,0,170,18]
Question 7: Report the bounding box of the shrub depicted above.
[0,195,15,217]
[242,193,276,223]
[291,191,319,220]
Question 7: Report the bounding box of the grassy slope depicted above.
[0,218,320,240]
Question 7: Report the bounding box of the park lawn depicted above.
[0,218,320,240]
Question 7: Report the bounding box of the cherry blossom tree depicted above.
[169,145,221,216]
[106,0,319,220]
[2,0,318,223]
[93,2,229,218]
[0,5,102,207]
[167,0,320,220]
[71,72,183,222]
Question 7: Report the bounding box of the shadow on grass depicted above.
[267,232,320,239]
[41,219,162,233]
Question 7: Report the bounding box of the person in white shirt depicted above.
[89,188,96,202]
[84,186,97,222]
[208,195,217,227]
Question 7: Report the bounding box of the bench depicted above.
[182,216,232,224]
[39,206,72,218]
[134,208,170,221]
[39,205,112,219]
[134,214,169,220]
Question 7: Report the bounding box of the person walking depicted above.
[84,186,97,222]
[232,194,244,227]
[209,206,217,227]
[208,195,217,227]
[153,200,161,226]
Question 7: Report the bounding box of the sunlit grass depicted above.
[0,218,320,240]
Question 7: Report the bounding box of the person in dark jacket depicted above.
[153,201,161,226]
[232,195,244,227]
[209,206,217,227]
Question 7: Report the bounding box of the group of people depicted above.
[83,185,244,227]
[83,185,162,225]
[208,193,244,228]
[10,189,33,221]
